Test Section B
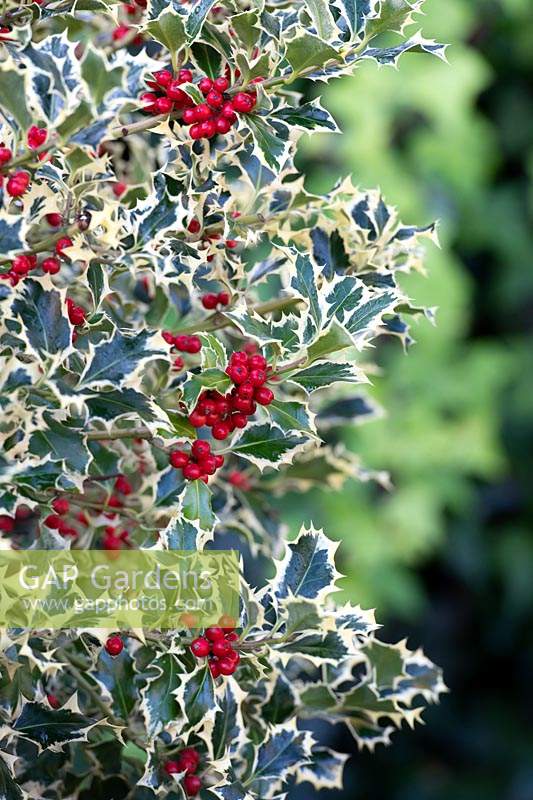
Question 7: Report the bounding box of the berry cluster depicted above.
[164,747,202,796]
[169,440,224,483]
[44,497,81,539]
[190,618,240,678]
[102,525,130,550]
[105,635,124,656]
[162,331,202,354]
[140,68,259,140]
[188,351,274,439]
[201,290,230,310]
[1,237,73,287]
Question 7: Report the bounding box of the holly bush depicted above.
[0,1,446,797]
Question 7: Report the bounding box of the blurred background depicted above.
[287,0,533,797]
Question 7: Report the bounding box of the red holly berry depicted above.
[198,77,213,94]
[191,440,211,459]
[183,462,202,481]
[180,747,200,767]
[11,255,32,276]
[115,475,133,495]
[105,635,124,656]
[46,212,63,227]
[42,257,61,274]
[205,626,225,642]
[189,410,207,428]
[201,292,219,309]
[185,336,202,353]
[6,171,30,197]
[179,68,193,82]
[188,218,201,234]
[199,119,216,138]
[237,382,254,400]
[167,80,188,102]
[211,638,231,658]
[55,237,73,256]
[206,89,223,108]
[249,354,267,370]
[170,450,189,468]
[164,760,181,775]
[0,145,12,165]
[47,693,60,709]
[212,422,231,440]
[184,774,202,796]
[155,96,173,114]
[44,514,61,529]
[215,116,232,134]
[153,69,173,87]
[67,303,86,326]
[208,658,220,678]
[27,125,48,149]
[217,291,230,306]
[112,181,127,197]
[218,655,237,675]
[249,368,267,387]
[190,636,210,657]
[52,497,70,515]
[226,364,248,384]
[225,239,238,249]
[255,386,274,405]
[190,124,202,140]
[229,471,251,490]
[0,515,14,533]
[214,454,224,468]
[231,92,255,113]
[214,76,229,93]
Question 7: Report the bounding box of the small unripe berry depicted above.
[255,386,274,405]
[105,635,124,657]
[190,636,210,657]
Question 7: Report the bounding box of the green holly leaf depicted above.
[285,33,339,74]
[29,413,89,475]
[93,650,136,719]
[145,9,186,52]
[84,388,158,423]
[185,0,217,40]
[302,0,337,41]
[181,478,215,530]
[273,100,339,134]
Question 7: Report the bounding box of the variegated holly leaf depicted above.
[11,280,70,356]
[272,524,341,603]
[244,723,313,789]
[79,330,165,389]
[287,361,366,394]
[12,702,96,753]
[181,478,215,530]
[176,663,217,729]
[140,654,181,736]
[295,747,348,790]
[93,649,136,720]
[231,424,308,471]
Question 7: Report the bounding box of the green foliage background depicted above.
[287,0,533,796]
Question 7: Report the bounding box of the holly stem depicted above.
[85,427,152,442]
